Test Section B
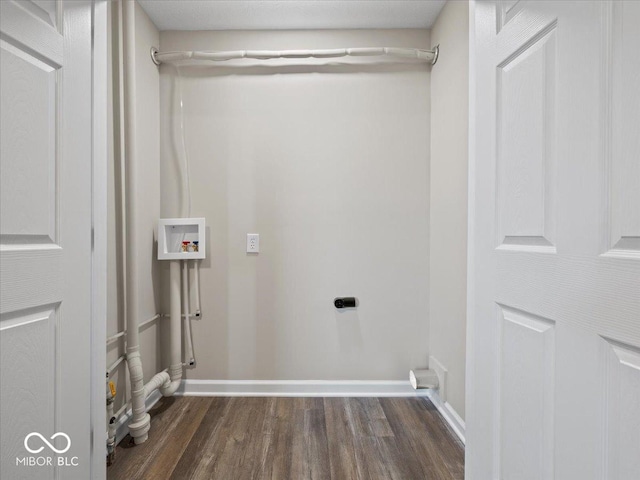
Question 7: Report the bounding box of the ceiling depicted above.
[138,0,447,31]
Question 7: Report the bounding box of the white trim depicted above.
[425,390,466,444]
[176,379,430,398]
[91,1,108,478]
[465,0,478,469]
[114,390,163,445]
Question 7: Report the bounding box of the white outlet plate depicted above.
[247,233,259,253]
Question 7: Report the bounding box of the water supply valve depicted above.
[158,218,206,260]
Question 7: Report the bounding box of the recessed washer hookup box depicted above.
[157,217,205,260]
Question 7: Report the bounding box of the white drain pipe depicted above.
[143,260,183,398]
[122,0,182,445]
[122,0,149,445]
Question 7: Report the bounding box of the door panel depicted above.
[0,2,63,478]
[469,2,640,479]
[0,43,57,241]
[608,1,640,257]
[498,306,555,480]
[496,24,556,252]
[0,308,56,477]
[604,340,640,479]
[0,1,93,478]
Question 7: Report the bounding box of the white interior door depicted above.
[0,1,94,478]
[468,1,640,479]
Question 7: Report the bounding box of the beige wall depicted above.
[159,29,431,380]
[107,1,161,410]
[429,0,469,419]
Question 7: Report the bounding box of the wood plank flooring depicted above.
[107,396,464,480]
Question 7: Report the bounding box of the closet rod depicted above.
[151,45,439,66]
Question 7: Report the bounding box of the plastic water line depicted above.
[193,260,201,317]
[183,260,195,366]
[106,314,160,345]
[173,64,192,219]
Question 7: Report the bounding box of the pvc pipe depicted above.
[106,394,116,464]
[348,47,385,56]
[106,314,160,345]
[193,260,201,317]
[117,370,167,424]
[122,0,150,446]
[106,331,125,344]
[107,354,126,374]
[114,400,129,421]
[158,51,192,62]
[143,371,171,398]
[160,313,197,319]
[164,261,183,393]
[168,260,182,380]
[155,46,439,65]
[139,313,160,330]
[183,261,195,365]
[106,400,116,438]
[142,262,183,397]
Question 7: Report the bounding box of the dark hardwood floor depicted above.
[107,396,464,480]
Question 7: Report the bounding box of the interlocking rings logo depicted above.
[24,432,71,454]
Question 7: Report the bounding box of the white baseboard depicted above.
[425,389,466,444]
[175,379,431,397]
[114,389,163,445]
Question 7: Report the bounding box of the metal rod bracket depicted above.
[150,46,160,66]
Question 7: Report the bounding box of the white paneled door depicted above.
[0,1,93,479]
[469,1,640,479]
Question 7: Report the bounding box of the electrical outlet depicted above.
[246,233,259,253]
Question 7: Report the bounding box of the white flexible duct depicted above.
[174,65,192,218]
